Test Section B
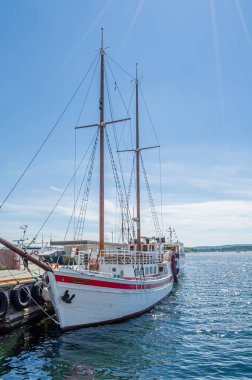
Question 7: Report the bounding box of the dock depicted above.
[0,263,54,333]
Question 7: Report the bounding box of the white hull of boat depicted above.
[46,270,173,330]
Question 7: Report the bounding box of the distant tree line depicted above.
[185,245,252,252]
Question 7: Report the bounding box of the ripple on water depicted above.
[0,252,252,379]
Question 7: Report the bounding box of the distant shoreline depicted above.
[185,244,252,253]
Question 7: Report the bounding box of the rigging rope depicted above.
[104,65,129,200]
[72,55,100,239]
[139,84,160,146]
[126,156,136,240]
[104,64,135,241]
[26,130,99,248]
[0,52,99,212]
[105,55,135,151]
[140,153,161,237]
[74,55,100,127]
[105,128,134,242]
[126,154,135,206]
[139,84,164,235]
[23,284,60,326]
[64,129,99,241]
[74,128,77,237]
[106,53,135,80]
[74,131,99,242]
[158,147,164,235]
[106,55,164,240]
[105,55,132,118]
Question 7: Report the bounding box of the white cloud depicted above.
[50,186,63,193]
[2,153,252,247]
[2,198,252,247]
[152,200,252,246]
[2,202,52,216]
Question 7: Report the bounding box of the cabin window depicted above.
[159,266,163,272]
[154,266,157,274]
[142,244,148,252]
[112,267,116,272]
[145,267,149,275]
[150,267,153,274]
[150,245,155,251]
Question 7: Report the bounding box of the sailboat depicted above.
[0,30,175,331]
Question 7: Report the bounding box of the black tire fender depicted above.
[11,284,31,310]
[0,289,9,318]
[31,281,44,305]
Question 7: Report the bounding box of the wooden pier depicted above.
[0,263,53,333]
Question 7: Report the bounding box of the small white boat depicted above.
[164,242,185,277]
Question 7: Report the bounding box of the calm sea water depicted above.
[0,252,252,380]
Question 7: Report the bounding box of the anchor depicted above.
[61,290,75,304]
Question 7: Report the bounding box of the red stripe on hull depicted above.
[54,274,172,290]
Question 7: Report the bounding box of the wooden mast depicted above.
[99,27,105,252]
[74,29,130,252]
[135,63,141,252]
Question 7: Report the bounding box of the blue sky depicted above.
[1,0,252,246]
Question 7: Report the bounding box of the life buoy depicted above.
[0,289,9,318]
[31,281,44,305]
[11,284,31,310]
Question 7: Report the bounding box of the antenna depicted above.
[101,27,104,51]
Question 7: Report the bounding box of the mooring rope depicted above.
[23,284,60,326]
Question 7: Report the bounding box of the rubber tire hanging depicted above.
[11,284,31,310]
[31,281,44,305]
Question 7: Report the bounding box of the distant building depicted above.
[50,240,125,255]
[0,249,20,270]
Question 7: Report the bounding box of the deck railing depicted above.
[99,250,171,265]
